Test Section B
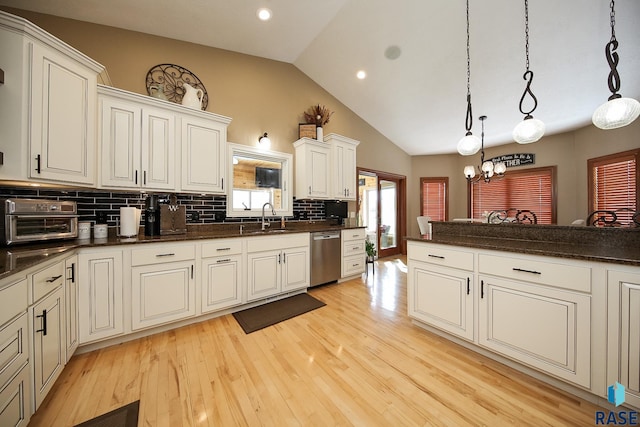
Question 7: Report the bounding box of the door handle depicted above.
[35,154,41,174]
[135,170,138,185]
[512,267,541,275]
[481,280,484,299]
[36,309,47,336]
[67,263,76,283]
[467,277,470,295]
[46,275,63,283]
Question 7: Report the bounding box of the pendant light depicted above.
[592,0,640,129]
[513,0,545,144]
[464,116,507,183]
[457,0,481,156]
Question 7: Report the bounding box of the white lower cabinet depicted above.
[131,244,196,331]
[30,285,65,411]
[78,250,124,344]
[64,255,79,362]
[409,261,474,341]
[247,234,309,301]
[607,269,640,409]
[341,229,365,278]
[0,364,31,427]
[478,275,591,388]
[201,239,243,313]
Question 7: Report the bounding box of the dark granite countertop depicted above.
[406,222,640,267]
[0,222,364,281]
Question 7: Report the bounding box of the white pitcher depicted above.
[181,82,203,110]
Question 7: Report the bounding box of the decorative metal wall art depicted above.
[586,209,640,227]
[145,64,208,110]
[487,209,538,224]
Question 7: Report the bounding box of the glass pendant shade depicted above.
[592,97,640,130]
[513,117,545,144]
[457,133,482,156]
[494,162,507,175]
[463,165,476,178]
[481,161,494,174]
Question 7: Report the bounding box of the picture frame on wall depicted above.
[298,123,317,139]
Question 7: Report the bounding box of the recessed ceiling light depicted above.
[356,70,366,79]
[257,8,272,21]
[384,45,402,60]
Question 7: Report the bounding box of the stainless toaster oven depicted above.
[1,198,78,245]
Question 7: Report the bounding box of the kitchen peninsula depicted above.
[406,221,640,409]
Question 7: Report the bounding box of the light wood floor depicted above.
[30,256,603,426]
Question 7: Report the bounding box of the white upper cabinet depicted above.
[179,113,230,194]
[293,138,331,200]
[99,86,176,191]
[326,134,359,201]
[0,11,104,186]
[293,134,359,201]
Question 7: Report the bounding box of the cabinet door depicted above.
[180,115,226,193]
[0,364,31,427]
[607,270,640,409]
[141,107,176,191]
[332,141,357,200]
[408,261,474,341]
[78,251,124,344]
[100,96,141,188]
[478,275,591,388]
[31,286,64,410]
[282,247,309,292]
[131,261,195,330]
[247,250,281,301]
[201,255,242,313]
[29,42,97,185]
[64,255,78,362]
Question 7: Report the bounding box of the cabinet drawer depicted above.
[202,239,242,257]
[0,279,27,327]
[0,312,28,391]
[479,253,591,292]
[0,363,31,427]
[30,260,64,304]
[342,228,365,242]
[343,255,365,277]
[343,240,364,257]
[131,244,195,266]
[408,243,474,271]
[246,233,309,253]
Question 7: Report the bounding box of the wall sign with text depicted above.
[488,153,535,168]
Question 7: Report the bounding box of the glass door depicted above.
[358,170,405,258]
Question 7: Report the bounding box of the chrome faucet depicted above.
[261,202,276,230]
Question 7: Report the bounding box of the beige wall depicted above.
[411,120,640,231]
[4,8,639,236]
[2,7,412,181]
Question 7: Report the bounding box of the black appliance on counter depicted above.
[144,195,161,236]
[324,200,348,225]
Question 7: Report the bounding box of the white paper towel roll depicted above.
[119,207,141,237]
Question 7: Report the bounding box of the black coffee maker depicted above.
[144,195,161,236]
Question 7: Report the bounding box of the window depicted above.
[469,166,556,224]
[588,149,639,224]
[420,177,448,221]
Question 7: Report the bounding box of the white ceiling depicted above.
[2,0,639,155]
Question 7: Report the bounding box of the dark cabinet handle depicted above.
[283,253,286,263]
[36,309,47,336]
[36,154,41,174]
[481,280,484,299]
[67,263,76,283]
[143,171,147,185]
[221,178,224,190]
[135,170,138,185]
[46,274,63,283]
[512,267,542,275]
[216,258,231,263]
[467,277,470,295]
[428,254,445,259]
[191,265,194,279]
[155,253,176,257]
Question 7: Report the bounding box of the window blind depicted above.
[589,150,638,226]
[470,167,555,224]
[420,178,448,221]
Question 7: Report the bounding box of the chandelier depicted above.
[456,0,481,156]
[513,0,545,144]
[463,116,506,183]
[592,0,640,129]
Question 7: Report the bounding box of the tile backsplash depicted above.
[0,186,327,225]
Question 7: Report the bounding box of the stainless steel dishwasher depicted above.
[310,231,341,287]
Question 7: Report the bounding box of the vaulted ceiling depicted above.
[2,0,639,155]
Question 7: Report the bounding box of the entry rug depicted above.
[233,293,326,334]
[74,400,139,427]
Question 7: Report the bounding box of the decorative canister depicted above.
[94,223,108,239]
[78,221,91,239]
